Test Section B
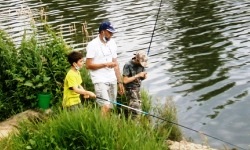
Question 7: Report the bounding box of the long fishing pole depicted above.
[96,96,247,150]
[147,0,163,56]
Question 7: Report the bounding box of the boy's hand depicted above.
[83,95,90,98]
[83,91,96,99]
[87,91,96,98]
[138,72,147,79]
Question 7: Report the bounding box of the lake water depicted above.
[1,0,250,149]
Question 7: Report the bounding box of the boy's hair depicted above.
[67,51,83,66]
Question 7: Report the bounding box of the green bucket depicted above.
[38,93,51,109]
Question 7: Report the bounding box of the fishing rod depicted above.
[147,0,163,56]
[96,96,247,150]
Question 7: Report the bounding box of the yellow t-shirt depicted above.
[62,69,82,108]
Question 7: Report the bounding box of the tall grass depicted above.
[117,89,182,142]
[0,107,168,150]
[153,97,182,142]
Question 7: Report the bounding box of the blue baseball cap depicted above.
[98,21,116,33]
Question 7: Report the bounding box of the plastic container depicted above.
[38,93,51,109]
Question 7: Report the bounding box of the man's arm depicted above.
[113,58,124,94]
[113,58,122,82]
[86,58,116,70]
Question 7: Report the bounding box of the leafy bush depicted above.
[0,28,71,121]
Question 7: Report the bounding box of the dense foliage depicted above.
[0,28,71,121]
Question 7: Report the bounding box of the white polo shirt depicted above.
[86,35,117,83]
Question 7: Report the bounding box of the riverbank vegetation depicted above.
[0,26,70,121]
[0,18,182,149]
[0,107,169,149]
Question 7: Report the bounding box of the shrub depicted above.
[0,27,71,121]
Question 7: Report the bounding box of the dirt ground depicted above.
[167,140,217,150]
[0,110,217,150]
[0,110,42,139]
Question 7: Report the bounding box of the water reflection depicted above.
[167,0,250,148]
[170,0,228,86]
[0,1,35,45]
[166,0,235,124]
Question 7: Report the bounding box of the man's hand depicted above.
[105,62,117,68]
[118,83,125,95]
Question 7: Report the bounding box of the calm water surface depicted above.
[1,0,250,149]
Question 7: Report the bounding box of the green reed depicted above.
[116,89,183,142]
[153,97,183,141]
[0,106,168,150]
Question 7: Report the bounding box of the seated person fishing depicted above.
[62,51,96,111]
[122,50,148,119]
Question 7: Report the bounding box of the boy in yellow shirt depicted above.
[63,51,96,111]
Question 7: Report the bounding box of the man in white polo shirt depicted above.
[86,21,124,116]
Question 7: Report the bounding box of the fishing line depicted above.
[147,0,163,56]
[96,96,247,150]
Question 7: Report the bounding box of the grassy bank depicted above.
[0,91,182,149]
[0,107,169,150]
